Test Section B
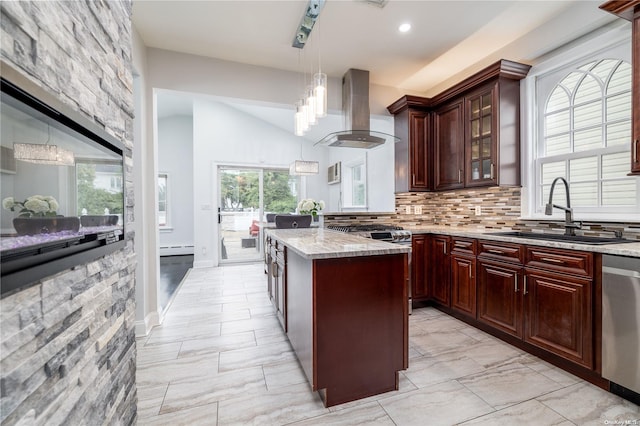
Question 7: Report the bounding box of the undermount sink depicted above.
[491,231,636,245]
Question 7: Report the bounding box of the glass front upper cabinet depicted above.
[1,77,125,295]
[468,89,495,184]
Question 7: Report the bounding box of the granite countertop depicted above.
[265,228,410,260]
[408,226,640,258]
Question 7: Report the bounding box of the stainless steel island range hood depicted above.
[315,69,398,149]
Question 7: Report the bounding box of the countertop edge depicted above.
[265,228,410,260]
[409,227,640,258]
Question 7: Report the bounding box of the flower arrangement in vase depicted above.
[298,198,325,222]
[3,195,79,235]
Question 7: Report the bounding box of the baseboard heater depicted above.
[160,244,194,256]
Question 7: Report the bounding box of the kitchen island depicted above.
[264,228,410,407]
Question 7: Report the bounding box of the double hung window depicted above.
[532,39,637,219]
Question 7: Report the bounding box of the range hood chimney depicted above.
[315,69,398,149]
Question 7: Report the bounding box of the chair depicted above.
[275,214,312,229]
[249,219,260,237]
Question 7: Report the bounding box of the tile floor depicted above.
[136,263,640,425]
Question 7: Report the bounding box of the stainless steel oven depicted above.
[327,225,413,313]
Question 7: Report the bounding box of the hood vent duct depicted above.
[316,69,398,149]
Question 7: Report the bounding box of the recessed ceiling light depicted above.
[398,23,411,33]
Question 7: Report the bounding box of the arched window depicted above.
[535,57,637,215]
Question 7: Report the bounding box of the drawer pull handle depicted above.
[487,249,504,254]
[541,257,564,264]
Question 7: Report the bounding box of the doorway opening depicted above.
[218,166,298,263]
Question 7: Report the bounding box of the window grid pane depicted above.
[538,57,635,214]
[569,157,598,182]
[606,121,632,147]
[574,74,601,104]
[602,180,636,206]
[573,127,603,152]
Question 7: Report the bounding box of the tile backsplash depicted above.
[324,186,640,241]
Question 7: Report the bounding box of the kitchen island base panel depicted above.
[287,250,409,407]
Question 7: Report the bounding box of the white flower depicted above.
[48,199,59,212]
[318,200,325,210]
[302,200,315,211]
[24,198,50,213]
[2,197,15,210]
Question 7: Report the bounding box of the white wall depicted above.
[192,98,329,268]
[326,114,395,212]
[158,115,194,253]
[132,27,160,337]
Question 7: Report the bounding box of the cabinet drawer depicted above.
[451,237,476,255]
[478,240,523,263]
[525,247,592,277]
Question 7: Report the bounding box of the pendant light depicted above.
[292,0,326,136]
[313,17,327,118]
[13,124,75,166]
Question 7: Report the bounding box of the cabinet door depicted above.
[410,110,431,190]
[524,270,593,368]
[411,235,429,300]
[466,85,497,186]
[477,259,523,338]
[434,100,464,190]
[451,254,476,317]
[430,235,451,306]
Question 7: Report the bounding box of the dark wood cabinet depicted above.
[451,238,477,318]
[430,235,451,306]
[477,258,523,338]
[600,1,640,175]
[434,100,464,190]
[523,245,594,369]
[411,234,430,301]
[523,270,593,368]
[388,60,530,192]
[388,96,431,192]
[463,76,524,187]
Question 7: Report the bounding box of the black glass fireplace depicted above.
[1,75,126,296]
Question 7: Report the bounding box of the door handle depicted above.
[523,276,528,295]
[458,170,462,183]
[490,163,494,180]
[218,207,222,224]
[634,140,639,163]
[514,273,518,292]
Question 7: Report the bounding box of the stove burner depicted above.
[327,224,404,232]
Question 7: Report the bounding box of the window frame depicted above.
[341,157,368,209]
[521,24,639,222]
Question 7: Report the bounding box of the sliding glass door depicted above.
[218,166,297,263]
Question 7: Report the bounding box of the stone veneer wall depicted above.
[325,186,640,240]
[1,1,136,425]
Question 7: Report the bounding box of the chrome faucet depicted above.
[545,177,582,236]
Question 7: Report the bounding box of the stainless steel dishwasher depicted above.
[601,254,640,404]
